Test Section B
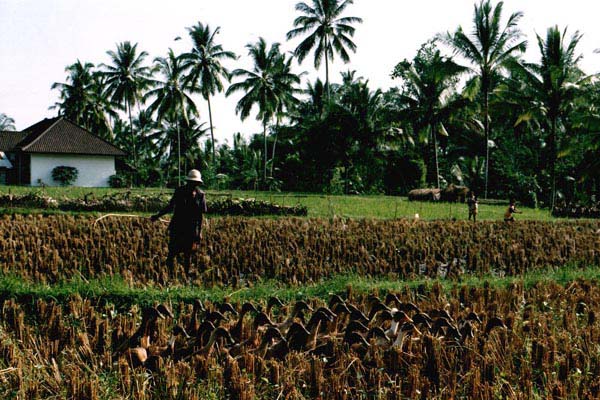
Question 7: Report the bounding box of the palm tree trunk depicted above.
[483,89,490,199]
[177,118,181,186]
[550,117,557,210]
[432,121,440,189]
[263,120,268,188]
[207,95,216,170]
[344,158,350,194]
[325,42,330,101]
[270,118,280,178]
[128,102,136,186]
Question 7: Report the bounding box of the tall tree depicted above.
[508,26,588,208]
[182,22,237,168]
[151,113,208,179]
[51,60,95,125]
[51,61,115,139]
[392,41,467,188]
[226,38,296,185]
[0,113,16,131]
[335,74,390,193]
[131,110,161,185]
[286,0,363,97]
[305,78,327,116]
[101,42,153,171]
[145,49,198,184]
[269,53,302,177]
[443,0,526,198]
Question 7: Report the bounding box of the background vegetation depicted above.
[3,0,599,209]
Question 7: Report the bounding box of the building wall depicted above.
[30,154,115,187]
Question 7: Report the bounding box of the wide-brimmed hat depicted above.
[186,169,203,183]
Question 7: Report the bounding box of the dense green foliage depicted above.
[8,0,594,206]
[50,166,78,186]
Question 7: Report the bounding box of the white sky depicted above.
[1,0,599,145]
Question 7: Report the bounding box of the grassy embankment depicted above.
[0,264,598,309]
[0,185,555,221]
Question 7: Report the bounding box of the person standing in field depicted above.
[467,192,478,222]
[151,169,207,275]
[504,199,522,222]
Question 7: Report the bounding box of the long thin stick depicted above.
[93,214,144,226]
[92,214,171,227]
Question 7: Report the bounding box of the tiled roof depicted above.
[0,131,28,151]
[0,117,126,156]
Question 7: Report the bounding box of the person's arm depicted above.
[151,191,176,221]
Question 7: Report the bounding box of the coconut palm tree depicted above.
[182,22,237,168]
[269,53,303,177]
[145,49,198,184]
[507,26,589,208]
[125,109,162,184]
[286,0,363,97]
[231,132,261,189]
[392,42,468,188]
[443,0,526,198]
[226,38,298,185]
[51,61,116,139]
[101,42,153,170]
[87,73,119,140]
[0,114,16,131]
[151,113,208,180]
[51,61,95,125]
[305,78,327,116]
[180,117,210,172]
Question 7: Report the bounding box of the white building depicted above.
[0,117,125,187]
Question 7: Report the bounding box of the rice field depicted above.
[2,215,598,287]
[0,192,597,398]
[1,279,599,399]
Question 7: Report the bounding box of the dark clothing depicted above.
[156,185,207,256]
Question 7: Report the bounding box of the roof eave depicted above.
[22,150,126,157]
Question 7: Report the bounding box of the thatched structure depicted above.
[441,184,470,203]
[408,188,441,202]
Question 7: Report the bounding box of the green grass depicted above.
[0,185,556,221]
[1,264,597,309]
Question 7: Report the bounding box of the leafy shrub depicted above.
[51,166,78,186]
[327,167,345,195]
[384,156,426,195]
[108,174,127,188]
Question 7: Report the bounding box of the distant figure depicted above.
[504,199,522,222]
[151,169,207,274]
[467,192,478,222]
